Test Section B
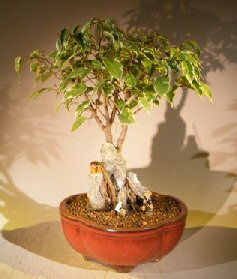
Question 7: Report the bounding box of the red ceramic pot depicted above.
[60,193,187,269]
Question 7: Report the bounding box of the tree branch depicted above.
[110,93,119,123]
[86,75,96,86]
[103,95,113,144]
[85,94,105,132]
[134,107,143,114]
[89,105,106,131]
[96,105,106,119]
[103,95,110,124]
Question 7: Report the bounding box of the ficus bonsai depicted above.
[15,18,212,214]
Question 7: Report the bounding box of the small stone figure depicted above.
[87,162,105,210]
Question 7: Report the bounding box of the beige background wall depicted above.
[0,1,237,278]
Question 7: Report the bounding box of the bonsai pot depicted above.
[60,193,187,271]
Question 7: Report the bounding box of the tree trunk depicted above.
[117,125,128,153]
[105,125,113,144]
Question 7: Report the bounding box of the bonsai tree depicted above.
[15,18,212,214]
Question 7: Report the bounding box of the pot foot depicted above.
[151,257,161,263]
[112,265,134,273]
[83,255,93,261]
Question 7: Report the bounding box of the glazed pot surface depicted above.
[60,193,187,267]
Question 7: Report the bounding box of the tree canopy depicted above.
[15,18,212,150]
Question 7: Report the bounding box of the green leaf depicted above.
[30,50,42,59]
[75,68,90,78]
[180,60,194,84]
[15,56,23,78]
[180,51,199,68]
[65,83,87,99]
[166,85,178,104]
[81,20,92,37]
[129,99,138,109]
[125,73,137,88]
[102,82,115,97]
[74,32,88,48]
[139,85,158,111]
[30,61,39,73]
[143,48,154,60]
[201,82,212,102]
[102,57,123,80]
[154,76,169,96]
[49,51,58,58]
[169,47,180,58]
[56,38,62,51]
[59,78,69,91]
[30,87,51,99]
[75,100,90,115]
[67,68,90,79]
[191,80,203,96]
[60,28,69,46]
[57,50,70,61]
[73,25,80,35]
[119,108,135,124]
[116,99,126,111]
[71,116,87,132]
[92,59,103,69]
[182,40,201,57]
[144,84,157,100]
[139,96,152,111]
[103,30,115,42]
[40,71,54,83]
[65,99,72,111]
[141,59,152,72]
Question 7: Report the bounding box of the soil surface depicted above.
[65,193,182,229]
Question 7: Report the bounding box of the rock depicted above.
[86,144,153,214]
[114,201,122,213]
[87,173,105,210]
[101,143,126,190]
[113,166,126,189]
[127,171,150,198]
[117,186,127,211]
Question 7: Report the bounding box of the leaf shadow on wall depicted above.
[132,92,236,220]
[124,0,237,74]
[211,99,237,175]
[0,85,111,271]
[0,84,61,232]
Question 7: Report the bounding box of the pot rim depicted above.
[60,192,187,233]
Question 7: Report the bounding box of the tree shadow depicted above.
[0,84,61,230]
[132,92,236,215]
[0,85,109,271]
[0,85,60,232]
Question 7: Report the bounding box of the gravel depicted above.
[65,193,182,229]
